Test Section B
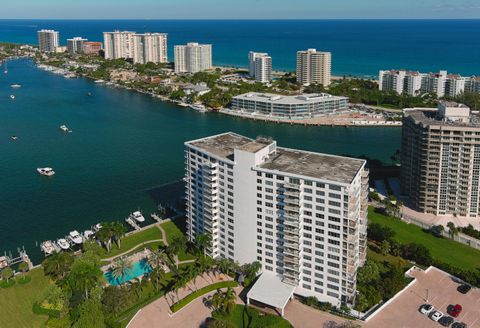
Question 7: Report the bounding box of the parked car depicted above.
[457,284,471,294]
[439,316,454,327]
[452,322,467,328]
[420,304,434,315]
[430,311,444,321]
[448,304,463,318]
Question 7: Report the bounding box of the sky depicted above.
[1,0,480,19]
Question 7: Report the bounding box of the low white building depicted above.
[185,132,368,306]
[182,83,211,96]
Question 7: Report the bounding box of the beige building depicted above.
[67,37,88,54]
[37,29,60,53]
[174,42,212,73]
[103,31,135,60]
[401,102,480,218]
[132,33,168,64]
[296,49,331,87]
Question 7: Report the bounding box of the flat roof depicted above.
[260,148,365,184]
[405,108,480,128]
[233,92,347,105]
[187,133,262,160]
[247,272,295,310]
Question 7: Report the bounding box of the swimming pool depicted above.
[104,259,152,286]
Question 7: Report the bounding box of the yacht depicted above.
[94,79,105,83]
[57,238,70,250]
[10,84,21,88]
[10,95,15,100]
[190,104,207,112]
[68,230,83,245]
[83,230,95,240]
[130,211,145,223]
[37,167,55,176]
[40,240,57,255]
[60,125,69,132]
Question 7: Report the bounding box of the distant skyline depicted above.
[2,0,480,19]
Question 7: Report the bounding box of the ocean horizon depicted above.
[1,19,479,77]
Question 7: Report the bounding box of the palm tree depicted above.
[18,262,29,282]
[96,224,114,252]
[447,222,458,239]
[43,252,74,280]
[216,258,239,276]
[195,233,212,259]
[169,236,187,268]
[147,248,168,270]
[1,267,13,283]
[241,261,261,281]
[222,287,237,314]
[69,261,104,299]
[111,221,127,249]
[111,257,133,286]
[150,266,165,291]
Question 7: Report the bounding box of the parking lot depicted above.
[366,266,480,328]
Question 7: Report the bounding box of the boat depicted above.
[60,124,71,132]
[37,167,55,176]
[10,95,15,100]
[10,84,21,88]
[130,211,145,223]
[0,256,9,269]
[93,223,102,231]
[83,230,95,240]
[11,136,18,141]
[57,238,70,250]
[190,104,207,112]
[40,240,58,255]
[68,230,83,245]
[94,79,105,83]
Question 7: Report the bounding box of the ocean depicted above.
[0,19,479,76]
[0,59,401,263]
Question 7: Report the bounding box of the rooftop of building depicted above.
[233,92,347,104]
[187,132,365,183]
[405,102,480,128]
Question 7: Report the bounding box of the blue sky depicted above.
[2,0,480,19]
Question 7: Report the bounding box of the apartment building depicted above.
[67,37,88,54]
[248,52,272,83]
[466,77,480,93]
[184,132,368,305]
[132,33,168,64]
[401,102,480,218]
[231,92,348,119]
[37,29,60,52]
[296,49,332,87]
[103,31,135,60]
[174,42,212,73]
[379,69,479,98]
[83,42,103,55]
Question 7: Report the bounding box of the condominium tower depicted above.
[174,42,212,73]
[296,49,332,87]
[248,52,272,83]
[37,29,60,52]
[103,31,135,60]
[132,33,168,64]
[67,37,88,54]
[402,102,480,218]
[185,132,368,305]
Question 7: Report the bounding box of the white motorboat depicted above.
[190,104,207,112]
[40,240,57,255]
[11,136,18,141]
[94,223,102,231]
[10,95,15,100]
[68,230,83,245]
[10,84,21,88]
[94,79,105,83]
[37,167,55,176]
[83,230,95,240]
[130,211,145,223]
[59,125,69,132]
[57,238,70,250]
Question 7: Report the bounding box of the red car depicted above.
[448,304,462,317]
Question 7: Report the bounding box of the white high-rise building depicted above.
[296,49,332,87]
[445,75,467,98]
[103,31,135,60]
[248,52,272,83]
[379,70,423,96]
[421,71,447,98]
[132,33,168,64]
[185,132,368,306]
[67,37,88,54]
[174,42,212,73]
[37,29,60,53]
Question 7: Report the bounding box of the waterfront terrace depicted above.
[231,92,349,119]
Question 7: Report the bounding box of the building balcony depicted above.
[284,198,301,206]
[283,233,299,243]
[284,205,300,213]
[284,189,300,198]
[284,246,299,257]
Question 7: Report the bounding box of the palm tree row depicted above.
[209,287,237,314]
[96,221,127,253]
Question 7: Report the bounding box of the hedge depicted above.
[32,302,61,319]
[170,280,238,313]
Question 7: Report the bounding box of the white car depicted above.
[430,310,443,321]
[420,304,434,315]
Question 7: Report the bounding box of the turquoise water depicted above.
[0,20,479,76]
[104,259,152,285]
[0,59,401,263]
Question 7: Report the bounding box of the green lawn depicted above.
[171,280,238,312]
[368,207,480,270]
[100,226,163,259]
[0,268,52,328]
[161,220,196,261]
[213,305,293,328]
